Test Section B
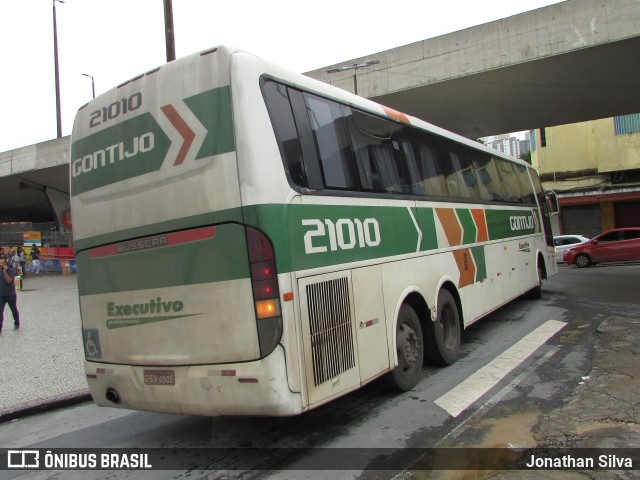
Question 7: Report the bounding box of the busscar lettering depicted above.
[116,235,168,253]
[72,132,155,178]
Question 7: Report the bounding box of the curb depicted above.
[0,392,92,424]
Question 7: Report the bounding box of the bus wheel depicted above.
[425,289,461,366]
[575,254,592,268]
[382,304,424,392]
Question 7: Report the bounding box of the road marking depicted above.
[434,319,566,418]
[436,346,560,446]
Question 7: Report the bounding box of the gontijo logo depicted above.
[70,86,235,197]
[509,214,535,231]
[72,133,155,178]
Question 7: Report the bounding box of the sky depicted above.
[0,0,564,153]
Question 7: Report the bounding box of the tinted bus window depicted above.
[495,159,523,203]
[401,130,448,198]
[347,109,413,194]
[514,164,536,205]
[441,142,480,200]
[261,80,306,187]
[470,152,505,202]
[304,93,357,190]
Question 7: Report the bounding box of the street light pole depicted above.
[82,74,95,99]
[326,60,380,96]
[163,0,176,62]
[52,0,64,138]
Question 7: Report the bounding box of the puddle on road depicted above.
[457,409,539,449]
[404,410,540,479]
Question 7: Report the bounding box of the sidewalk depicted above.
[0,274,90,421]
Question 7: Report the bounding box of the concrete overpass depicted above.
[1,0,639,224]
[305,0,640,138]
[0,137,70,223]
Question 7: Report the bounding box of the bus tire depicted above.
[382,304,424,392]
[425,289,461,366]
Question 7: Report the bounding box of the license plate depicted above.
[144,369,175,386]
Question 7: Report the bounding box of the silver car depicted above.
[553,235,590,263]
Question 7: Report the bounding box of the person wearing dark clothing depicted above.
[30,244,41,275]
[0,258,20,333]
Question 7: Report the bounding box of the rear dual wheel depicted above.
[383,290,462,392]
[383,304,424,392]
[425,289,461,366]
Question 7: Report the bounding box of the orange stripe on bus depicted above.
[381,105,410,124]
[453,249,476,289]
[436,208,462,246]
[471,209,489,242]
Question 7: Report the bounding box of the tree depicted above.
[519,151,532,165]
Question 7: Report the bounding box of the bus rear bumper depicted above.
[84,345,303,417]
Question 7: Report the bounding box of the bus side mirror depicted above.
[545,189,559,215]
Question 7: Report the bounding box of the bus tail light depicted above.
[246,226,283,357]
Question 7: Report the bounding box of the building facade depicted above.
[483,134,522,158]
[531,114,640,238]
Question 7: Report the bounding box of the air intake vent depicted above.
[306,277,355,386]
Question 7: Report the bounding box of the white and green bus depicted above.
[71,46,557,417]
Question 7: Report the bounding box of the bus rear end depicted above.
[71,47,300,416]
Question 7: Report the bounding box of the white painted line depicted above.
[434,319,566,418]
[436,346,560,447]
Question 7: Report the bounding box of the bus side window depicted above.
[441,142,480,201]
[495,159,523,203]
[471,153,505,202]
[346,109,414,194]
[261,80,307,188]
[514,164,537,205]
[401,130,448,198]
[303,93,357,190]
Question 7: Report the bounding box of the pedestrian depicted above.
[17,247,27,276]
[0,258,20,334]
[11,249,20,273]
[30,244,41,275]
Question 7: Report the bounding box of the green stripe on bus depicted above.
[456,208,477,245]
[75,203,542,296]
[249,203,421,273]
[417,208,438,252]
[471,246,487,282]
[77,222,250,296]
[486,209,538,239]
[183,86,235,159]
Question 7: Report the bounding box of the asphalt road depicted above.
[1,262,639,480]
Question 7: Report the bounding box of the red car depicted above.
[563,227,640,267]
